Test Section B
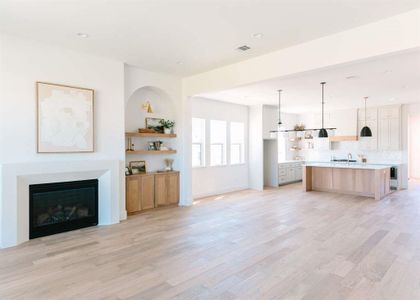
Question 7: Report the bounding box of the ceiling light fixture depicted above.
[345,75,358,80]
[269,83,336,135]
[252,33,264,39]
[318,82,328,138]
[76,32,89,38]
[176,61,184,65]
[360,96,372,137]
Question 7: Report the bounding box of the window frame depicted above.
[192,118,206,168]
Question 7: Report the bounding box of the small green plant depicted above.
[159,119,175,129]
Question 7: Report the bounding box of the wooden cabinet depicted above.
[312,167,333,190]
[155,172,179,206]
[126,171,179,214]
[126,174,155,214]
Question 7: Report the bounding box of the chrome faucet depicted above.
[347,153,352,162]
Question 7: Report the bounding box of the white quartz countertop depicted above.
[303,162,392,170]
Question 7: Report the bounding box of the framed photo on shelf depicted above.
[129,161,146,174]
[145,117,164,133]
[36,82,94,153]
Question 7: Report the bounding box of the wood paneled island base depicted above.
[303,164,391,200]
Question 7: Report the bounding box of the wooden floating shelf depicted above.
[125,132,177,138]
[329,136,358,142]
[126,150,177,155]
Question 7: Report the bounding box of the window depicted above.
[230,122,245,164]
[192,118,205,167]
[210,120,227,166]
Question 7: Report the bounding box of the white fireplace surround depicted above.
[0,160,124,248]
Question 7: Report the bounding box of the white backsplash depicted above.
[302,141,403,164]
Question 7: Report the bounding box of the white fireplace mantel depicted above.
[0,160,124,248]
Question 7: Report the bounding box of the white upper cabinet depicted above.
[378,105,401,151]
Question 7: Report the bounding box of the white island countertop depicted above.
[303,162,392,170]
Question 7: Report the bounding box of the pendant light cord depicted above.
[278,89,282,125]
[364,96,368,126]
[321,82,326,128]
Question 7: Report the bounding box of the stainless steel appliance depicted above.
[390,166,398,190]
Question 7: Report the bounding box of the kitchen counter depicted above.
[303,162,392,170]
[303,163,391,200]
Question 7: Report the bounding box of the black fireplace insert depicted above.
[29,179,98,239]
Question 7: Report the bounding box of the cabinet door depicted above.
[126,177,141,213]
[167,173,179,204]
[378,106,400,151]
[141,174,155,209]
[294,165,302,181]
[388,118,400,150]
[278,175,287,184]
[378,119,390,150]
[154,174,167,206]
[286,167,295,182]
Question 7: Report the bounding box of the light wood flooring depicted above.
[1,182,420,299]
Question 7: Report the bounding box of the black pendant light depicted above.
[360,96,372,137]
[318,82,328,138]
[277,89,282,127]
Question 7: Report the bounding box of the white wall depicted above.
[409,115,420,179]
[191,97,249,198]
[402,103,420,186]
[0,34,125,164]
[249,105,264,191]
[0,34,127,221]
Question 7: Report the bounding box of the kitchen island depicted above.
[303,162,391,200]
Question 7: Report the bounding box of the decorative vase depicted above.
[164,128,171,134]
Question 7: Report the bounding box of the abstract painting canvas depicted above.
[37,82,94,153]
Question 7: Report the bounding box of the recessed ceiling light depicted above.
[176,61,184,65]
[76,32,89,38]
[384,70,392,74]
[345,75,359,80]
[252,33,264,39]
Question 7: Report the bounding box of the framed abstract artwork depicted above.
[36,82,94,153]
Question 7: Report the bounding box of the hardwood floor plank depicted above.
[0,182,420,299]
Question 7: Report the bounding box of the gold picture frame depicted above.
[129,161,147,174]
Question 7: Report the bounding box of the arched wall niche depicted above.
[125,86,176,131]
[125,85,179,173]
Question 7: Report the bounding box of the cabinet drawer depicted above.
[278,175,288,183]
[278,168,287,176]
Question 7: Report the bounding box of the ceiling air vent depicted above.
[236,45,251,51]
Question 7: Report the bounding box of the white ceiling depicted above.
[198,50,420,114]
[0,0,419,76]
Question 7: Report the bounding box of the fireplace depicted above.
[29,179,98,239]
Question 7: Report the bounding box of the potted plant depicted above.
[159,119,175,134]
